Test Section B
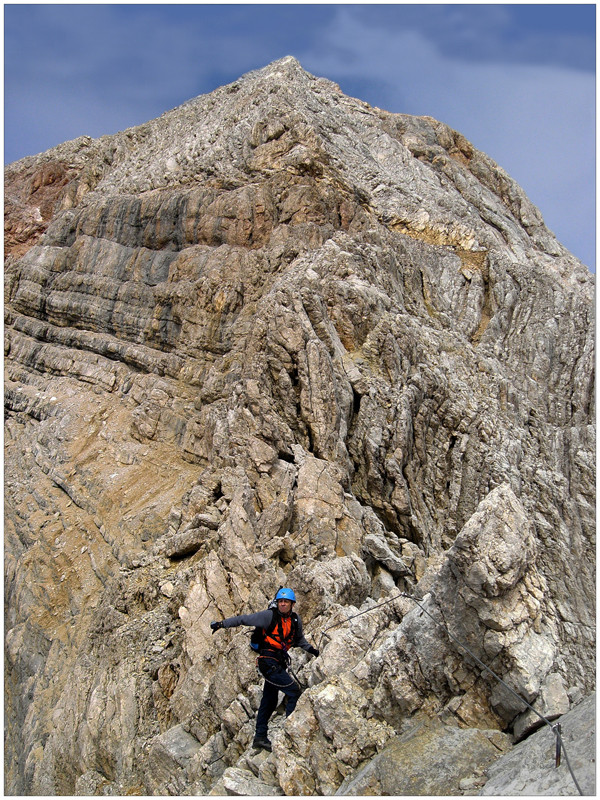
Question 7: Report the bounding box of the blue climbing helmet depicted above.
[275,587,296,603]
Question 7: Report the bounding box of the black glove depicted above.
[308,646,319,657]
[210,621,224,634]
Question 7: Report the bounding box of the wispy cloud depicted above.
[346,4,595,72]
[297,8,595,268]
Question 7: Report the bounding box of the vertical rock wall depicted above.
[4,57,594,795]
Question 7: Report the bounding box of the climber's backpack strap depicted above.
[250,598,278,651]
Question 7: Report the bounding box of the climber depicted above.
[210,587,319,752]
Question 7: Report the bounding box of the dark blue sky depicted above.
[4,4,596,268]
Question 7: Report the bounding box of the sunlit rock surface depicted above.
[4,57,594,795]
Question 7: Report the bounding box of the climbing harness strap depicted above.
[287,663,306,692]
[258,656,304,691]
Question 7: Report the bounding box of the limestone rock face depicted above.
[480,693,596,796]
[4,57,594,796]
[335,714,511,796]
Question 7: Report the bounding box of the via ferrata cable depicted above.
[311,589,583,795]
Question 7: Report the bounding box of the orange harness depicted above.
[263,613,294,652]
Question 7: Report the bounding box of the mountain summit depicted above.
[5,59,594,795]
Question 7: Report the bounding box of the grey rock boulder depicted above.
[480,693,595,796]
[513,671,571,742]
[221,766,284,796]
[145,724,204,795]
[336,713,511,796]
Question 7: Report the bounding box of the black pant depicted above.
[255,654,302,737]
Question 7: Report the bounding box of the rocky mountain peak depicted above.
[4,59,594,795]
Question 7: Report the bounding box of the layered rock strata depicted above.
[4,57,594,795]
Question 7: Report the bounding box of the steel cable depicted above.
[309,589,583,795]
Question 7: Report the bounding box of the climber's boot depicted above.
[252,735,272,752]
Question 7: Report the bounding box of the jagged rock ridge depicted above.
[4,57,594,795]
